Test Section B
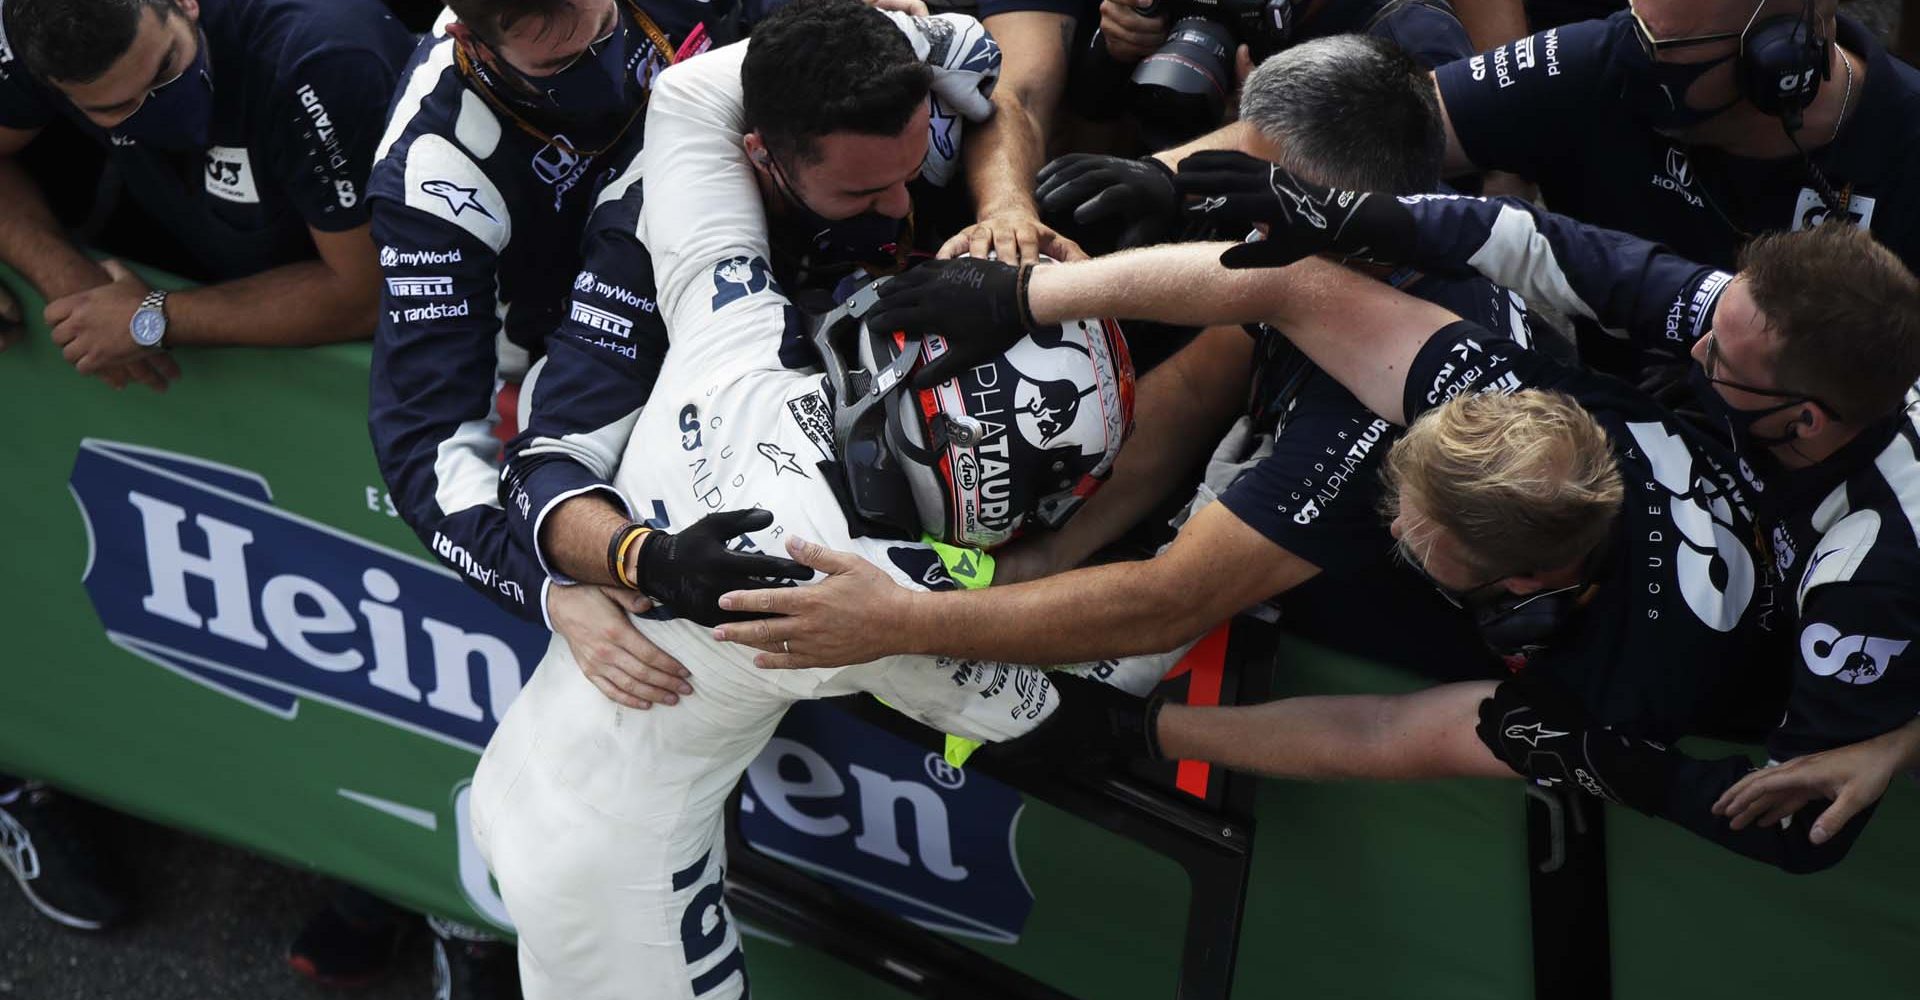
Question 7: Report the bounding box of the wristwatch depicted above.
[129,289,168,348]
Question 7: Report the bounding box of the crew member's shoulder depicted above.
[1799,419,1920,606]
[220,0,413,84]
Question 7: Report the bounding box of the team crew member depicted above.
[1196,173,1920,869]
[501,0,1002,595]
[367,0,763,631]
[1032,0,1478,254]
[1432,0,1920,272]
[470,273,1163,1000]
[362,0,768,990]
[1090,0,1477,148]
[939,0,1095,264]
[725,237,1774,764]
[0,0,411,389]
[0,0,409,937]
[698,35,1523,681]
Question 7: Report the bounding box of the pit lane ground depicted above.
[0,817,430,1000]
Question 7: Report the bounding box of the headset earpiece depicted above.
[1738,0,1829,125]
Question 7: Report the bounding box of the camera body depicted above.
[1128,0,1296,140]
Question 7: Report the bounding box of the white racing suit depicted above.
[469,356,1173,998]
[469,37,1173,1000]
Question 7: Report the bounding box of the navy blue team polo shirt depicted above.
[0,0,413,279]
[1434,12,1920,271]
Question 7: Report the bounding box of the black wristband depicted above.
[606,522,648,590]
[1142,695,1167,761]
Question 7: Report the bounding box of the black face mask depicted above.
[462,8,651,139]
[1685,362,1807,450]
[110,28,214,151]
[768,157,909,271]
[1619,42,1741,131]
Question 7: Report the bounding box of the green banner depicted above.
[1,263,1913,998]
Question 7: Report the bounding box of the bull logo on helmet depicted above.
[1005,329,1104,455]
[1014,377,1091,447]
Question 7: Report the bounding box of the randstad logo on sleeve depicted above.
[68,439,549,752]
[740,701,1035,943]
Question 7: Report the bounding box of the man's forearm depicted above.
[0,159,109,300]
[166,260,378,347]
[966,90,1048,221]
[1151,121,1257,169]
[1026,247,1444,423]
[904,560,1211,663]
[967,12,1073,220]
[540,493,634,587]
[1027,241,1269,329]
[1157,683,1512,780]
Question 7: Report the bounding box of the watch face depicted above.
[131,308,166,346]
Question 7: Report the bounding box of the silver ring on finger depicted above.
[783,639,792,654]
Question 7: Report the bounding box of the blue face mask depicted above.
[770,157,909,271]
[1685,361,1807,449]
[110,28,214,151]
[468,10,646,139]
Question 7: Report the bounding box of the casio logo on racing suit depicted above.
[712,255,775,309]
[1800,624,1910,685]
[386,276,453,298]
[381,246,463,267]
[420,179,498,221]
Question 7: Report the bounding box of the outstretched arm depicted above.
[873,247,1456,421]
[941,10,1086,264]
[1021,246,1456,425]
[1158,681,1514,781]
[718,500,1315,666]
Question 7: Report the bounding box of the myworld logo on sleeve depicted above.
[68,439,550,752]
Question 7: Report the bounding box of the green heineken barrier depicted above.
[0,261,1913,998]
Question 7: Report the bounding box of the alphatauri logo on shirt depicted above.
[205,146,261,204]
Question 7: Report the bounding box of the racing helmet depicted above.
[812,273,1134,549]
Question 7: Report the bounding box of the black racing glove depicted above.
[1474,676,1677,814]
[978,672,1165,772]
[1034,153,1182,250]
[867,258,1036,389]
[634,509,813,627]
[1175,150,1417,270]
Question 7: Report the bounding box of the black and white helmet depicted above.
[813,273,1134,549]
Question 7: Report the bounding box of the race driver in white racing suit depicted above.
[468,276,1173,999]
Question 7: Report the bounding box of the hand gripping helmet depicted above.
[812,275,1134,549]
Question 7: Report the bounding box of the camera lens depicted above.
[1129,16,1235,144]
